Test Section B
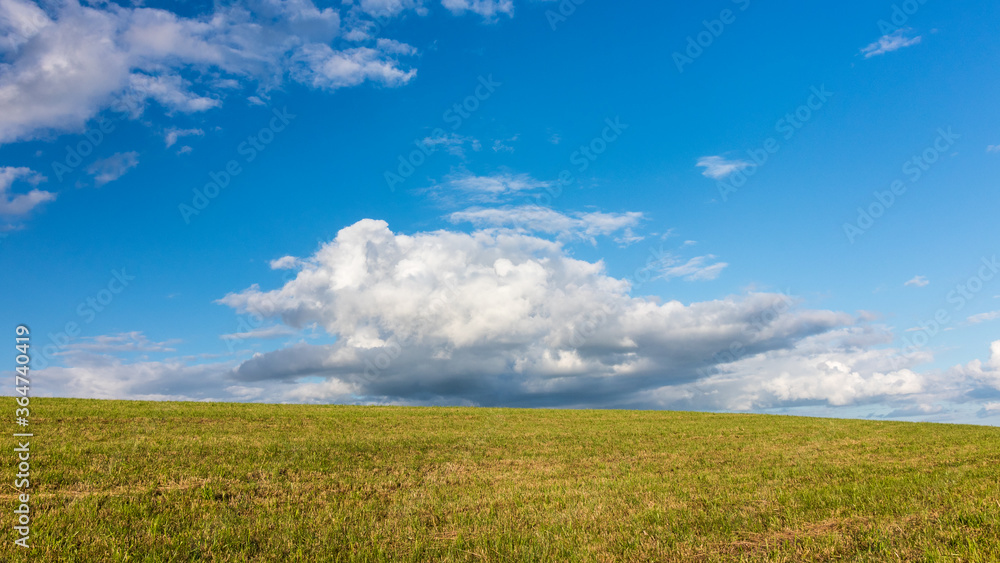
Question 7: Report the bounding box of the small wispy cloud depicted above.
[66,331,176,354]
[861,28,922,58]
[696,156,751,180]
[904,275,929,287]
[986,145,1000,153]
[655,253,728,282]
[220,326,299,341]
[376,38,419,56]
[87,152,139,186]
[448,205,644,245]
[967,310,1000,325]
[269,256,303,270]
[429,171,551,204]
[440,0,514,21]
[422,133,480,157]
[164,128,204,148]
[980,402,1000,416]
[0,167,55,217]
[492,134,519,153]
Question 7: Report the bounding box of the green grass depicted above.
[4,398,1000,561]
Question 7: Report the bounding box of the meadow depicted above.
[3,398,999,561]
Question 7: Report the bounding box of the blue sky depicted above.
[1,0,999,423]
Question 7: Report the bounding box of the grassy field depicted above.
[3,399,999,562]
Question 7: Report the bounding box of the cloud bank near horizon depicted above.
[33,218,999,422]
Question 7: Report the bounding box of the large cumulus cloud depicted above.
[213,219,929,408]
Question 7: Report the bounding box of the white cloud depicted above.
[63,331,176,354]
[431,171,552,204]
[164,127,204,148]
[948,340,1000,390]
[348,1,516,25]
[289,43,417,90]
[904,275,929,287]
[0,166,55,216]
[0,0,519,144]
[340,1,428,41]
[644,325,936,412]
[757,356,922,407]
[492,134,518,153]
[980,402,1000,416]
[861,28,922,58]
[448,205,644,244]
[421,133,480,157]
[376,37,418,55]
[209,219,883,408]
[0,0,51,55]
[0,0,419,144]
[355,0,423,18]
[36,220,992,417]
[220,325,299,341]
[440,0,513,20]
[270,255,303,270]
[87,151,139,186]
[127,73,221,113]
[34,354,239,402]
[967,310,1000,325]
[882,403,944,419]
[696,155,751,180]
[0,0,129,143]
[655,253,728,282]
